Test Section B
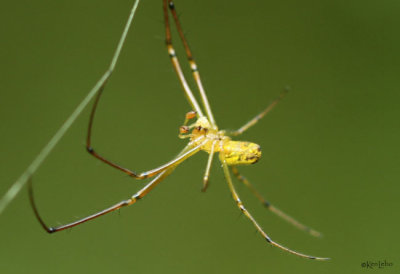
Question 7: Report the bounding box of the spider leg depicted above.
[231,166,322,238]
[29,169,172,233]
[29,143,202,233]
[165,0,216,128]
[0,0,141,215]
[88,124,205,180]
[82,0,206,180]
[230,88,289,136]
[219,154,329,260]
[201,140,217,192]
[162,0,204,117]
[86,61,207,180]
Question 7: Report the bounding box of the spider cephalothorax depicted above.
[180,114,261,165]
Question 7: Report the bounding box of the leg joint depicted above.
[167,46,176,57]
[132,194,141,201]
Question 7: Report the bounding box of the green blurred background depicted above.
[1,0,399,273]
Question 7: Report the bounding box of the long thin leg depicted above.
[165,0,217,128]
[230,88,289,136]
[87,91,206,180]
[29,168,172,233]
[231,166,322,238]
[163,0,204,117]
[201,140,217,192]
[0,0,141,215]
[29,143,197,233]
[219,155,329,260]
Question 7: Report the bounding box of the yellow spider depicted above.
[29,0,329,261]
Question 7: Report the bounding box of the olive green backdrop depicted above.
[1,0,399,273]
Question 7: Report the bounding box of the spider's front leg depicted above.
[29,140,206,233]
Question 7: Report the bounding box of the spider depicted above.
[29,0,329,261]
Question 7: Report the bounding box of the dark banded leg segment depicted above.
[29,142,203,233]
[29,168,174,233]
[87,133,205,180]
[219,155,329,260]
[231,166,322,238]
[163,0,204,117]
[166,0,216,127]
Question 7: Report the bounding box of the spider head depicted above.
[194,116,211,130]
[190,116,213,136]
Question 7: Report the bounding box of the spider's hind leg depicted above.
[219,154,329,260]
[230,88,289,136]
[231,166,322,238]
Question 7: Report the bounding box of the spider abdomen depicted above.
[221,141,261,166]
